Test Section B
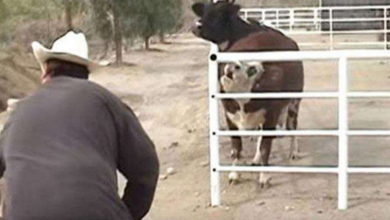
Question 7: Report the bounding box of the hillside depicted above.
[0,49,40,111]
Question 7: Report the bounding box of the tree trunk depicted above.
[159,32,165,44]
[63,0,72,29]
[112,3,123,65]
[144,36,150,50]
[99,41,110,60]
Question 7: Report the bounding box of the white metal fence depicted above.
[240,5,390,50]
[208,48,390,210]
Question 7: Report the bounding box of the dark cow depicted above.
[192,0,304,187]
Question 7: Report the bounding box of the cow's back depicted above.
[227,31,304,93]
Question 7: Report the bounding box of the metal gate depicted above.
[208,48,390,210]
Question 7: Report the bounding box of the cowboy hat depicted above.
[31,30,101,73]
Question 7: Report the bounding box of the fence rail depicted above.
[240,5,390,50]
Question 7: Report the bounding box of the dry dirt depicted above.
[2,33,390,219]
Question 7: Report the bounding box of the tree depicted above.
[0,0,65,47]
[0,0,8,45]
[112,1,122,65]
[121,0,159,50]
[1,0,86,48]
[90,0,113,58]
[89,0,184,63]
[89,0,126,64]
[156,0,183,43]
[61,0,88,30]
[0,0,8,25]
[122,0,183,50]
[63,0,72,29]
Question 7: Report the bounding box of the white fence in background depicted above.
[208,48,390,210]
[240,5,390,50]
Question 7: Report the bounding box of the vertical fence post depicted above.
[290,9,294,32]
[330,9,334,50]
[315,8,319,31]
[209,44,220,206]
[210,0,220,206]
[384,7,388,50]
[338,56,348,210]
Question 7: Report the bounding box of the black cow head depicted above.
[191,0,241,44]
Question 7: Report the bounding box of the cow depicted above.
[192,0,304,188]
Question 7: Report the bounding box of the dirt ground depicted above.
[2,33,390,219]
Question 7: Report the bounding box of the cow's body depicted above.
[192,0,304,187]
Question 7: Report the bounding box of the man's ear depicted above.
[192,3,205,17]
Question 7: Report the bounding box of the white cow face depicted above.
[221,61,264,93]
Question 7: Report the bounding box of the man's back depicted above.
[0,77,157,220]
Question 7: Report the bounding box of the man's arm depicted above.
[91,82,159,220]
[0,118,11,178]
[115,104,159,220]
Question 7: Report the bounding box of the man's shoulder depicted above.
[55,77,106,90]
[20,77,119,110]
[50,77,114,97]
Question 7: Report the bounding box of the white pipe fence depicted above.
[208,48,390,210]
[240,5,390,50]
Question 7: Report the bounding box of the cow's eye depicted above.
[247,67,257,77]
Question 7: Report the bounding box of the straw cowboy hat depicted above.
[31,30,101,73]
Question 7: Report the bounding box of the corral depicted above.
[116,31,390,219]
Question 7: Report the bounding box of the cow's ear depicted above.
[228,4,241,15]
[192,3,205,17]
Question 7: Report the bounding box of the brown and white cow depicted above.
[192,0,304,187]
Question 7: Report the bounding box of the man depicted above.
[0,30,159,220]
